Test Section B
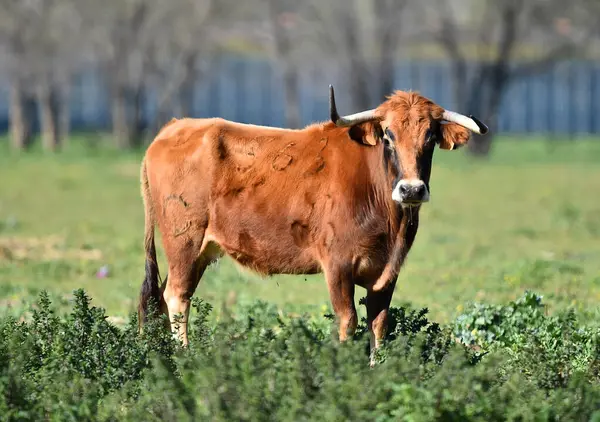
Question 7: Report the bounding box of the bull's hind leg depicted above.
[162,234,220,346]
[324,264,358,341]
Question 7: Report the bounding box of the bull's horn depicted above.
[329,85,378,127]
[442,110,489,135]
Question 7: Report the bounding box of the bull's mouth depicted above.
[401,201,425,208]
[400,195,430,207]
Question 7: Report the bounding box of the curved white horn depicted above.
[334,109,378,127]
[329,85,378,127]
[442,110,489,135]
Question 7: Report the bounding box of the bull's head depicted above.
[329,85,488,207]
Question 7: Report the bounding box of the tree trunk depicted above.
[177,83,194,119]
[281,64,301,128]
[112,86,131,149]
[59,85,71,148]
[466,65,508,157]
[153,91,173,138]
[178,54,197,118]
[466,93,498,157]
[467,128,494,156]
[267,1,302,129]
[339,9,371,110]
[375,53,395,104]
[9,80,34,151]
[37,80,61,152]
[451,59,469,111]
[131,86,146,146]
[372,0,398,103]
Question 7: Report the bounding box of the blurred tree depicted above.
[78,0,158,149]
[424,0,594,156]
[212,0,305,128]
[79,0,223,148]
[0,0,35,151]
[145,0,218,135]
[32,0,82,152]
[0,0,82,152]
[303,0,410,111]
[266,0,302,128]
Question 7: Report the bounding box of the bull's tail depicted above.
[138,157,162,327]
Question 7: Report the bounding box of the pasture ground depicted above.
[1,135,600,323]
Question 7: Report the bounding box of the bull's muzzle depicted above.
[392,179,430,205]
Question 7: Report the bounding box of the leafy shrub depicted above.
[0,290,599,421]
[454,291,600,389]
[453,290,546,350]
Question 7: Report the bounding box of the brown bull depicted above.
[138,86,488,360]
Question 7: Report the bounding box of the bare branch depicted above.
[434,0,464,62]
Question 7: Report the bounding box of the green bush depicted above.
[1,289,599,421]
[453,291,600,389]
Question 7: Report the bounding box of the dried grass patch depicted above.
[0,235,102,262]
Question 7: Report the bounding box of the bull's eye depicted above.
[384,128,395,142]
[425,129,435,144]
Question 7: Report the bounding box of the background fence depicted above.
[1,56,599,137]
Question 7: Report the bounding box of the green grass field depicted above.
[2,136,600,323]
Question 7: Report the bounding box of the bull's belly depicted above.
[206,227,391,284]
[207,192,327,275]
[206,228,322,276]
[206,195,393,282]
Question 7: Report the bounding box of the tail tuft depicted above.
[138,247,162,324]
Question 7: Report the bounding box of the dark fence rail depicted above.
[1,56,599,136]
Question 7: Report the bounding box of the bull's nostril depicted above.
[415,184,426,198]
[400,184,410,195]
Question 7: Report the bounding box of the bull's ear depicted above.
[438,122,471,150]
[348,122,382,146]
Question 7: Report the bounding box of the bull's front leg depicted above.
[366,212,419,365]
[365,279,397,366]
